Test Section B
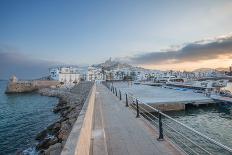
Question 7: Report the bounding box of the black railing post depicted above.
[158,112,164,141]
[125,93,129,107]
[136,99,140,118]
[119,90,121,100]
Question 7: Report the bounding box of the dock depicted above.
[166,83,206,90]
[113,82,214,111]
[91,84,183,155]
[211,95,232,103]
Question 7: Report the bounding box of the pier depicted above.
[211,94,232,104]
[113,82,214,111]
[61,83,232,155]
[91,84,182,155]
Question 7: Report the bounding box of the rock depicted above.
[57,121,71,141]
[44,143,62,155]
[68,118,76,126]
[36,138,51,150]
[58,129,69,141]
[36,129,48,140]
[36,82,94,152]
[38,150,45,155]
[36,136,59,150]
[52,123,61,133]
[48,137,59,146]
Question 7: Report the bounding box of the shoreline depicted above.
[32,81,93,155]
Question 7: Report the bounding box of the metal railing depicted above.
[103,82,232,155]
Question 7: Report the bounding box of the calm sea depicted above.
[0,80,59,155]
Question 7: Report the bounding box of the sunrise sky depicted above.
[1,0,232,78]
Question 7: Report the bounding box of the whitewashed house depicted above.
[87,66,105,82]
[49,67,81,83]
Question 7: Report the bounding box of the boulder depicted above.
[36,129,48,141]
[44,143,62,155]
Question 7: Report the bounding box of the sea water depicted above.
[0,80,59,155]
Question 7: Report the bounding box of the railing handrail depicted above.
[143,103,232,153]
[107,83,232,153]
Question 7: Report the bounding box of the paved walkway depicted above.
[91,84,183,155]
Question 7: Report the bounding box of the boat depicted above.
[219,90,232,98]
[133,81,141,85]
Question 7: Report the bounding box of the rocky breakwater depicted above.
[36,81,93,155]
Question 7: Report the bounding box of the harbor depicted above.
[112,82,215,111]
[3,0,232,154]
[2,64,232,154]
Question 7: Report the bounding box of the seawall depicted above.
[61,83,96,155]
[5,80,60,93]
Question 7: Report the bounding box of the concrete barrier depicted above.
[61,83,96,155]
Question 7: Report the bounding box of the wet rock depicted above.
[36,129,48,141]
[36,138,51,150]
[37,136,59,150]
[52,123,61,133]
[44,143,62,155]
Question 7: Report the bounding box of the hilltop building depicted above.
[49,67,81,83]
[87,58,161,81]
[225,65,232,76]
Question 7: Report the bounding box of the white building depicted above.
[87,66,106,81]
[49,67,81,83]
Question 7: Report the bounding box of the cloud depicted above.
[0,45,59,79]
[128,33,232,65]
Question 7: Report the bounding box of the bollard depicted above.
[136,99,140,118]
[119,90,121,100]
[125,93,129,107]
[115,88,117,96]
[157,112,164,141]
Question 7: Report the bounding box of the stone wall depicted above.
[5,80,60,93]
[5,81,37,93]
[61,83,96,155]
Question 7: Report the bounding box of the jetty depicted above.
[166,83,206,90]
[91,85,182,155]
[61,84,183,155]
[60,82,232,155]
[112,82,214,111]
[211,94,232,104]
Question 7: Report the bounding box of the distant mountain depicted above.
[194,67,229,73]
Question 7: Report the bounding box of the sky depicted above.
[1,0,232,79]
